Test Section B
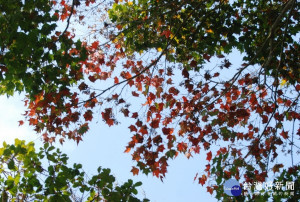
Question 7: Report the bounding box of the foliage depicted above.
[0,139,148,201]
[0,0,87,97]
[0,0,299,201]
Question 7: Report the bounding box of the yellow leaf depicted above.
[157,47,162,52]
[280,79,287,87]
[128,1,133,6]
[206,29,214,34]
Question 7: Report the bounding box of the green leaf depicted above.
[7,159,15,170]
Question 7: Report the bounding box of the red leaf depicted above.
[132,112,138,118]
[162,127,174,135]
[150,119,159,128]
[121,71,132,79]
[203,53,211,61]
[83,110,93,121]
[88,75,97,82]
[182,68,189,78]
[139,126,148,135]
[153,169,160,178]
[262,115,268,124]
[199,174,207,186]
[177,142,187,152]
[114,76,119,84]
[128,125,137,132]
[106,119,114,126]
[280,131,288,139]
[161,30,172,38]
[207,186,214,195]
[132,91,139,97]
[206,151,212,161]
[18,120,24,126]
[190,60,197,68]
[91,41,99,49]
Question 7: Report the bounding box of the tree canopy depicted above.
[0,139,148,201]
[0,0,299,201]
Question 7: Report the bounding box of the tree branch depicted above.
[61,0,75,37]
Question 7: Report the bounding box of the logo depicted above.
[224,179,242,196]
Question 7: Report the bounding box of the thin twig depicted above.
[61,0,75,37]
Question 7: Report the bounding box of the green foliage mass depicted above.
[109,0,299,82]
[0,139,149,201]
[0,0,87,98]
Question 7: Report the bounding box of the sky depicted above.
[0,94,218,202]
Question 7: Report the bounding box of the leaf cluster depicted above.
[0,139,148,201]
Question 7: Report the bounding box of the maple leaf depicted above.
[106,119,114,126]
[153,169,160,178]
[162,127,173,135]
[190,60,197,68]
[199,175,207,186]
[150,119,159,128]
[91,41,99,49]
[18,120,24,126]
[206,151,212,162]
[83,110,93,121]
[272,164,284,173]
[124,147,131,153]
[207,186,214,195]
[280,131,288,139]
[132,112,138,118]
[177,142,187,152]
[114,76,119,84]
[161,30,172,38]
[128,125,137,132]
[139,126,148,135]
[182,68,189,78]
[131,166,139,175]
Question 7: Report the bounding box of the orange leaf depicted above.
[91,41,99,49]
[106,119,114,126]
[177,142,187,152]
[139,126,148,135]
[124,147,131,153]
[153,169,160,178]
[131,166,139,175]
[18,120,24,126]
[114,76,119,84]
